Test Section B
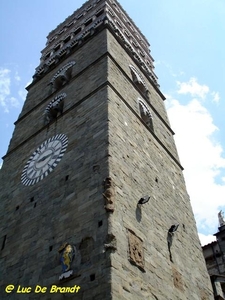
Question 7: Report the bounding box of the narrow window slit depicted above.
[1,235,7,250]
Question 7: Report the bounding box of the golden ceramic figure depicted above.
[58,243,75,273]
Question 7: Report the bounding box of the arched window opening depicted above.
[50,61,75,92]
[138,99,154,132]
[43,93,66,125]
[54,43,62,52]
[64,35,71,44]
[129,65,147,95]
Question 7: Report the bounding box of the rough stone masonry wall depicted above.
[106,30,180,165]
[106,31,214,299]
[0,92,112,300]
[0,30,112,300]
[6,30,108,157]
[0,25,214,300]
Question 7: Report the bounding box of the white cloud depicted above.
[166,88,225,239]
[0,67,24,112]
[15,71,21,82]
[211,91,220,103]
[0,68,11,112]
[198,233,216,246]
[9,96,20,108]
[177,77,209,99]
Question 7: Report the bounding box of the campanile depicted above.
[0,1,214,299]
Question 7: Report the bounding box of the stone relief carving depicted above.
[103,177,115,212]
[167,224,179,263]
[104,208,117,251]
[104,233,117,251]
[58,242,76,280]
[172,267,184,292]
[128,229,144,271]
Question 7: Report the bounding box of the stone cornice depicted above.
[33,0,158,87]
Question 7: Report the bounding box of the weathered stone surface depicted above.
[0,0,214,299]
[127,229,144,271]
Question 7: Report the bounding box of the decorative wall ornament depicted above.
[138,195,150,205]
[138,99,154,131]
[129,65,146,90]
[50,61,75,91]
[127,229,145,271]
[104,205,117,251]
[167,224,179,262]
[43,93,66,124]
[21,134,68,186]
[172,267,184,292]
[104,233,117,251]
[58,242,76,280]
[102,177,115,212]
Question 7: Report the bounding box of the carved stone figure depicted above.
[104,209,117,251]
[218,210,225,227]
[103,177,115,212]
[58,242,76,280]
[167,224,179,262]
[172,267,184,292]
[128,230,144,270]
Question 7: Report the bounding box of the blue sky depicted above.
[0,0,225,246]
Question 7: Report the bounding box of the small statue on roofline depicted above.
[218,210,225,227]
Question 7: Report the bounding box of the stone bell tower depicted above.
[0,0,214,299]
